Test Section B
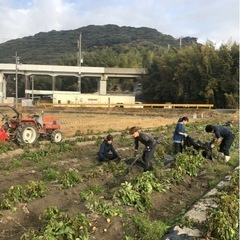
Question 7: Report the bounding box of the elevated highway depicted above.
[0,63,146,77]
[0,63,146,102]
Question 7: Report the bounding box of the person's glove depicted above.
[154,137,161,144]
[183,133,188,137]
[210,144,215,149]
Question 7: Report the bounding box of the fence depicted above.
[35,102,214,109]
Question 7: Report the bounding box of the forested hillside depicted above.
[0,24,197,64]
[0,24,238,108]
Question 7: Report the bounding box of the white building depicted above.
[52,91,135,105]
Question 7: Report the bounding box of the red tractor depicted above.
[0,105,63,145]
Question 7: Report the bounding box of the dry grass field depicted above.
[60,113,178,137]
[24,107,224,138]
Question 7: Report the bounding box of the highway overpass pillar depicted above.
[0,72,4,103]
[25,75,30,99]
[98,75,107,95]
[52,76,56,91]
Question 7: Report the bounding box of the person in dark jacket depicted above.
[224,120,234,127]
[129,126,157,172]
[173,116,189,154]
[98,134,121,163]
[205,124,235,162]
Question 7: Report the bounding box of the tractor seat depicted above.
[34,115,44,128]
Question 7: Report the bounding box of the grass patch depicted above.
[125,214,169,240]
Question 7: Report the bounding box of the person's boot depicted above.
[148,164,154,171]
[217,152,224,160]
[143,162,150,172]
[224,155,231,162]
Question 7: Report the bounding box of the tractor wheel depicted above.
[51,130,63,143]
[16,123,39,145]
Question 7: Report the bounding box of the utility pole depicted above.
[31,75,35,101]
[15,51,20,108]
[77,33,82,66]
[77,33,82,93]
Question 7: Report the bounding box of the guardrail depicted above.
[35,102,214,109]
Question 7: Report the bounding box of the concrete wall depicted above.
[52,91,135,105]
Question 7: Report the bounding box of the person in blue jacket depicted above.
[205,124,235,162]
[173,116,189,154]
[98,134,121,163]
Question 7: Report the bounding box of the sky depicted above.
[0,0,239,47]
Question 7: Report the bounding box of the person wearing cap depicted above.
[173,116,189,154]
[205,124,235,162]
[129,126,157,172]
[224,120,234,127]
[98,134,121,163]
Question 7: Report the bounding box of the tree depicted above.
[140,41,239,108]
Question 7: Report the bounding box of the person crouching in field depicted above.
[129,126,157,172]
[173,116,189,154]
[205,124,235,162]
[98,134,121,163]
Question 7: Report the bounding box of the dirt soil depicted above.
[0,107,238,240]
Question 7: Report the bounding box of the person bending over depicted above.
[129,126,157,172]
[173,116,189,154]
[205,124,235,162]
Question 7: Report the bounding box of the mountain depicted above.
[0,24,198,64]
